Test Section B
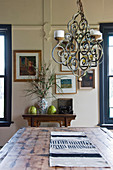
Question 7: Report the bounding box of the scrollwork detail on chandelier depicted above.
[52,0,103,79]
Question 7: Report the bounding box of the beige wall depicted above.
[0,0,113,146]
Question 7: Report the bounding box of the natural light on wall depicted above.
[0,36,5,118]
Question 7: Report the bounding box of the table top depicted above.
[22,114,76,117]
[0,127,113,170]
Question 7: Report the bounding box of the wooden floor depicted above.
[0,127,113,170]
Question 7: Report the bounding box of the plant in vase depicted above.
[25,63,60,114]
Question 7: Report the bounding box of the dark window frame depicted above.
[99,23,113,129]
[0,25,12,127]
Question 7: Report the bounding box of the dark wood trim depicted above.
[22,114,76,127]
[0,24,12,127]
[99,23,113,125]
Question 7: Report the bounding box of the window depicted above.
[0,25,12,127]
[99,23,113,128]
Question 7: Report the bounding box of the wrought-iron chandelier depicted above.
[52,0,103,80]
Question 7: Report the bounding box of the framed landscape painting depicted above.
[55,74,77,94]
[14,50,41,82]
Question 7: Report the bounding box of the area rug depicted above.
[49,131,109,167]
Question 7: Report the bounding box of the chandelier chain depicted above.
[77,0,84,14]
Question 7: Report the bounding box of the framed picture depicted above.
[79,69,95,89]
[79,53,97,68]
[60,51,77,72]
[14,50,41,82]
[55,74,77,94]
[60,64,71,72]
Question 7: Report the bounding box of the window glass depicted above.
[0,36,5,75]
[109,77,113,118]
[110,108,113,118]
[109,36,113,46]
[0,78,4,118]
[108,47,113,75]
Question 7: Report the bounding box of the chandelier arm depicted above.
[52,41,74,65]
[90,42,103,62]
[52,43,64,64]
[99,44,103,64]
[97,43,103,61]
[98,55,103,65]
[65,59,78,69]
[72,71,79,77]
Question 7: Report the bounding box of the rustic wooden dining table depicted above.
[0,127,113,170]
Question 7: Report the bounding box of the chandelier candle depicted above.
[54,30,64,41]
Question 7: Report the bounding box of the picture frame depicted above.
[60,64,71,72]
[78,69,95,89]
[60,51,77,72]
[79,53,97,68]
[14,50,41,82]
[55,74,77,94]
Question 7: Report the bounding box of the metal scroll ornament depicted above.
[52,1,103,79]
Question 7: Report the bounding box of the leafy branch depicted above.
[25,63,62,100]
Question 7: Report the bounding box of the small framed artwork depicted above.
[60,51,77,72]
[14,50,41,82]
[60,64,71,72]
[90,56,97,67]
[55,74,77,94]
[79,53,97,68]
[79,69,95,89]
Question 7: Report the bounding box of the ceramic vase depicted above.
[38,98,48,114]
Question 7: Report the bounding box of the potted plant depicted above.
[25,63,60,114]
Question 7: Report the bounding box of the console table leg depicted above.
[31,117,34,127]
[37,121,40,127]
[65,118,68,127]
[59,121,62,127]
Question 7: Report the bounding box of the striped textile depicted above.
[49,131,109,167]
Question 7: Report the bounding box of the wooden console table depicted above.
[22,114,76,127]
